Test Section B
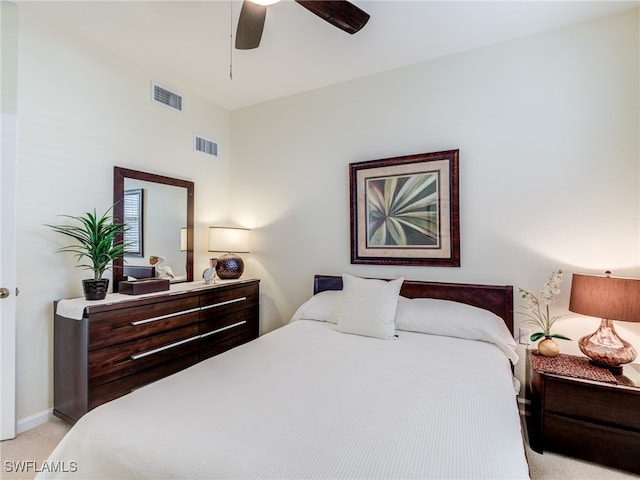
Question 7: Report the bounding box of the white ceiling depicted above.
[20,0,639,111]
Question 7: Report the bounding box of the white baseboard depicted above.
[17,408,53,434]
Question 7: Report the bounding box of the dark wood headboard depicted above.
[313,275,514,334]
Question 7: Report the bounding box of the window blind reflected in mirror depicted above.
[124,188,143,257]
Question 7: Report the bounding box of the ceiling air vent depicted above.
[194,135,218,157]
[152,82,182,111]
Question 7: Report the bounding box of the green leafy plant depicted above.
[519,269,571,342]
[47,206,129,280]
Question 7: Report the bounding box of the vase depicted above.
[215,253,245,280]
[82,279,109,301]
[538,337,560,357]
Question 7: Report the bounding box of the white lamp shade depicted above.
[208,227,250,253]
[180,227,187,251]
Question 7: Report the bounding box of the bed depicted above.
[38,274,529,479]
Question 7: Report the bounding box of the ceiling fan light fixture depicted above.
[236,0,369,50]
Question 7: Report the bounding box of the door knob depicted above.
[0,287,10,299]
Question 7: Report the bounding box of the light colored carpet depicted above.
[525,444,638,479]
[1,418,637,479]
[0,419,70,480]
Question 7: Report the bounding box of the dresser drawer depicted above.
[89,351,199,409]
[89,324,200,386]
[200,317,257,360]
[199,285,258,361]
[544,413,640,475]
[88,297,200,350]
[199,284,258,314]
[545,376,640,430]
[200,303,257,333]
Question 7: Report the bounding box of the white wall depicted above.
[11,6,640,424]
[230,9,640,389]
[14,8,230,423]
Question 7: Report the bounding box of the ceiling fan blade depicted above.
[295,0,370,35]
[235,0,267,50]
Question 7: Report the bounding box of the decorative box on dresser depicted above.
[526,350,640,474]
[54,279,259,424]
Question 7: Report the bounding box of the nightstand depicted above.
[525,350,640,474]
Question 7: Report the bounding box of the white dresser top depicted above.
[56,279,256,320]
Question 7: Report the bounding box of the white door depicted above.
[0,113,17,441]
[1,1,19,441]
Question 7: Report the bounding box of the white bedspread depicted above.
[39,320,529,479]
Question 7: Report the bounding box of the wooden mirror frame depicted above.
[113,166,194,292]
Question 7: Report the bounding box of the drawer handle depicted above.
[131,335,200,360]
[200,297,247,311]
[130,307,201,326]
[200,320,247,339]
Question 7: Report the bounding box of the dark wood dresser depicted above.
[54,279,259,424]
[526,350,640,474]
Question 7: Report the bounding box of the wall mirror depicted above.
[113,166,194,292]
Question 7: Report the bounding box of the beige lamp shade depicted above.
[208,227,250,253]
[180,227,187,252]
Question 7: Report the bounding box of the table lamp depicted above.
[208,227,250,279]
[569,271,640,374]
[180,227,187,252]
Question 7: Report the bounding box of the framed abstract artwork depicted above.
[349,150,460,267]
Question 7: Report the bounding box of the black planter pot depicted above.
[82,279,109,300]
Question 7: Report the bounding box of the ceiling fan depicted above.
[235,0,370,50]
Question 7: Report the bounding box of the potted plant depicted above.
[519,269,571,357]
[48,206,129,300]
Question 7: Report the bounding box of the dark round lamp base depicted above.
[215,253,245,280]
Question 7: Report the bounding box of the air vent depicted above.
[194,135,218,157]
[152,82,182,111]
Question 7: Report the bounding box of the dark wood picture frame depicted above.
[349,150,460,267]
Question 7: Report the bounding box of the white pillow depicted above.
[290,290,342,324]
[290,290,409,324]
[336,274,404,339]
[395,298,519,363]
